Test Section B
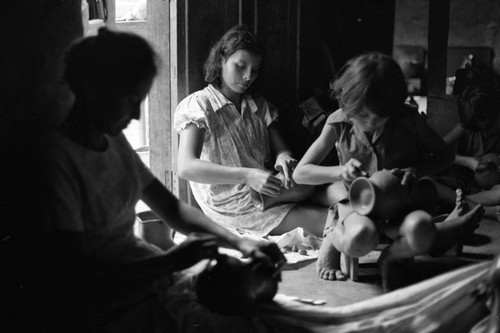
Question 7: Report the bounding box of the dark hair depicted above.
[65,28,158,96]
[453,64,497,96]
[203,25,263,88]
[458,85,500,131]
[332,52,408,118]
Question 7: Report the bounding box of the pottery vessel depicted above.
[349,169,411,220]
[196,254,280,315]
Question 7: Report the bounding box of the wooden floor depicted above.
[278,216,500,308]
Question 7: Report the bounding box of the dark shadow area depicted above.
[465,234,492,247]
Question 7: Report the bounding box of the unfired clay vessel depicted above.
[349,169,411,220]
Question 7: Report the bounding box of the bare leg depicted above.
[467,185,500,221]
[310,182,349,208]
[316,232,346,281]
[316,204,378,281]
[378,210,436,292]
[382,210,436,261]
[429,189,484,257]
[269,203,328,238]
[268,202,349,281]
[297,182,351,281]
[316,208,345,281]
[429,178,498,220]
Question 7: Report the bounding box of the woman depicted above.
[29,28,293,332]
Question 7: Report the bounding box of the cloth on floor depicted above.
[174,227,322,265]
[269,227,322,264]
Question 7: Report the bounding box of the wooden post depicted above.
[427,0,450,96]
[425,0,458,137]
[148,0,172,189]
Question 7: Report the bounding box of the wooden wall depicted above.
[395,0,500,73]
[0,0,397,203]
[167,0,396,201]
[1,1,83,132]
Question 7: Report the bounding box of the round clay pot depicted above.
[350,169,410,220]
[475,153,500,190]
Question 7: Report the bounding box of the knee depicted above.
[343,214,379,258]
[325,182,349,203]
[402,210,436,253]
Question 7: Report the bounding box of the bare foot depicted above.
[429,203,484,257]
[316,233,347,281]
[446,189,468,220]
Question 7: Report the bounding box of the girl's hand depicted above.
[274,152,297,190]
[342,158,368,183]
[246,168,282,197]
[167,233,219,271]
[238,238,287,269]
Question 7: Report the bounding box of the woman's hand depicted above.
[274,152,298,190]
[342,158,368,183]
[246,168,282,197]
[167,233,219,271]
[238,238,287,269]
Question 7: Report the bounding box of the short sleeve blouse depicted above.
[173,85,295,237]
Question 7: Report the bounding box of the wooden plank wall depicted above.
[169,0,301,202]
[165,0,395,202]
[148,0,172,186]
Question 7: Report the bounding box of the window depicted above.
[82,0,152,167]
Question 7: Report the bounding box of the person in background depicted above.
[24,28,303,333]
[293,52,483,291]
[174,24,333,266]
[430,84,500,221]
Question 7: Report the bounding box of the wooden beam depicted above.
[427,0,450,96]
[148,0,172,189]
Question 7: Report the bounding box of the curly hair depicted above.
[331,52,407,118]
[203,25,263,88]
[65,28,159,96]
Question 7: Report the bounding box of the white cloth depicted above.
[174,85,295,237]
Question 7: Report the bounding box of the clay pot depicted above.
[196,254,280,315]
[349,169,411,220]
[474,153,500,190]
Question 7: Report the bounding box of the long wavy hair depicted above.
[203,25,263,88]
